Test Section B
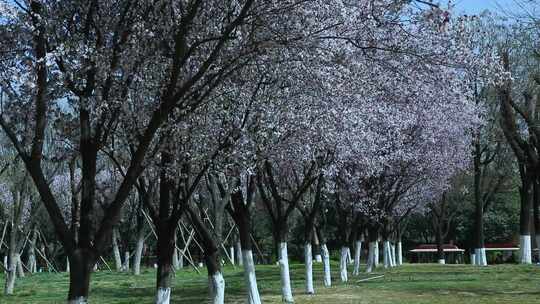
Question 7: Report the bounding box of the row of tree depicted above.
[0,0,538,304]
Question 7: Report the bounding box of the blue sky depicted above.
[453,0,519,14]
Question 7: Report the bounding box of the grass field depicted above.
[1,263,540,303]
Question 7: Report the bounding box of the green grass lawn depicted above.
[1,263,539,303]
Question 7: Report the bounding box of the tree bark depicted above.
[235,240,243,266]
[321,243,331,287]
[533,179,540,262]
[473,139,487,266]
[228,176,261,304]
[112,228,122,271]
[15,254,24,278]
[4,250,16,295]
[133,229,145,275]
[278,242,294,303]
[339,247,349,282]
[67,250,94,303]
[304,243,314,294]
[436,223,445,264]
[155,225,174,304]
[366,225,378,273]
[123,251,130,272]
[397,240,403,266]
[27,228,38,273]
[353,240,362,275]
[519,168,533,264]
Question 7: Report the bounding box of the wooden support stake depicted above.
[141,210,201,274]
[357,275,384,283]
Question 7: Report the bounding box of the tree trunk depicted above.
[366,226,378,273]
[133,228,145,275]
[206,251,225,304]
[242,249,261,304]
[473,136,487,266]
[397,240,403,266]
[374,241,379,267]
[15,254,24,278]
[436,225,445,264]
[390,242,396,267]
[519,175,533,264]
[4,221,18,295]
[303,219,315,294]
[155,226,175,304]
[321,243,331,287]
[278,242,294,303]
[313,229,322,263]
[4,251,16,295]
[67,250,93,304]
[172,248,179,271]
[366,242,375,273]
[304,243,314,294]
[112,228,122,272]
[123,251,130,272]
[383,241,391,268]
[339,247,349,282]
[470,250,476,265]
[474,248,486,266]
[533,179,540,262]
[229,246,235,266]
[235,240,243,267]
[27,229,37,273]
[353,240,362,275]
[188,206,226,304]
[229,182,261,304]
[237,214,261,304]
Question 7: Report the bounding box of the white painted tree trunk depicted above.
[321,244,331,287]
[229,246,235,265]
[470,253,476,265]
[133,235,144,275]
[346,247,353,265]
[390,244,396,267]
[383,241,391,268]
[278,242,294,303]
[353,240,362,276]
[208,272,225,304]
[28,249,36,273]
[397,241,403,266]
[304,243,314,294]
[68,297,89,304]
[340,247,349,282]
[4,253,16,295]
[374,241,379,267]
[66,257,70,273]
[236,241,243,267]
[474,248,487,266]
[112,228,122,271]
[520,235,532,264]
[155,287,171,304]
[28,231,37,273]
[15,254,24,278]
[172,248,179,271]
[242,250,261,304]
[366,242,375,273]
[179,249,184,269]
[123,251,130,272]
[3,256,7,270]
[438,259,446,264]
[315,253,322,263]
